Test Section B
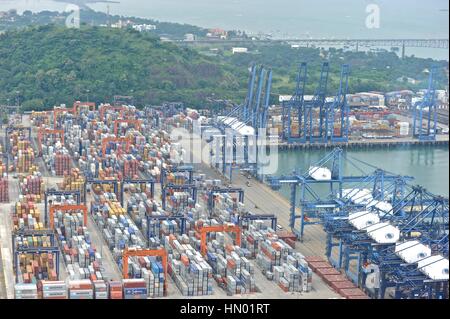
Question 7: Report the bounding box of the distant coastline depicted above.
[53,0,120,10]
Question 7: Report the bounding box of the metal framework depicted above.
[13,246,60,282]
[207,187,244,213]
[267,148,414,239]
[101,136,131,157]
[161,183,197,211]
[413,67,438,141]
[183,38,450,51]
[113,119,142,136]
[99,105,126,121]
[37,128,64,155]
[326,64,350,142]
[212,63,273,184]
[307,62,330,143]
[323,184,448,299]
[120,178,155,206]
[49,204,88,229]
[4,126,31,153]
[44,190,81,225]
[122,248,168,295]
[84,178,120,204]
[160,165,194,188]
[53,107,74,129]
[282,63,351,144]
[238,214,277,230]
[145,215,186,245]
[282,62,307,142]
[197,224,242,256]
[73,101,96,115]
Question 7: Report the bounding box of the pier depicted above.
[277,136,449,150]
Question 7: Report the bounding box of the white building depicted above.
[232,47,248,54]
[132,24,157,32]
[184,33,196,41]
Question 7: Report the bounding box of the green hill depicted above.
[0,24,448,112]
[0,25,244,110]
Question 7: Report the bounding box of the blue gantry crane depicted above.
[120,178,155,206]
[266,147,414,240]
[145,215,186,246]
[323,183,448,299]
[160,165,194,188]
[413,66,438,141]
[238,213,278,231]
[12,229,60,282]
[308,62,330,143]
[282,62,351,144]
[326,64,350,143]
[207,187,244,213]
[282,62,307,143]
[83,179,120,204]
[212,63,273,182]
[161,183,197,211]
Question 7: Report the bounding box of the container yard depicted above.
[0,99,447,302]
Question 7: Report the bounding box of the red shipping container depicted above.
[308,261,333,272]
[339,288,367,298]
[322,274,348,286]
[316,267,341,277]
[304,256,326,263]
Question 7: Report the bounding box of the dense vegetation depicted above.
[0,25,245,110]
[0,24,448,111]
[210,44,449,95]
[0,9,209,39]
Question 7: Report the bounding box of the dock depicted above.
[277,136,449,150]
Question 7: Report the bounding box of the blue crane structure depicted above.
[326,64,350,143]
[207,187,245,213]
[13,247,61,282]
[222,63,272,130]
[83,179,120,205]
[160,165,194,188]
[237,213,278,231]
[323,184,448,299]
[161,183,198,211]
[145,214,186,246]
[412,67,438,141]
[281,63,351,144]
[211,63,273,182]
[308,62,330,143]
[266,147,414,240]
[282,62,307,143]
[120,178,155,206]
[12,229,60,281]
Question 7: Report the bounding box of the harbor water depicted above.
[275,145,449,198]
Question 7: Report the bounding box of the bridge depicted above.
[179,38,449,58]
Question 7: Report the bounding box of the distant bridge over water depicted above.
[180,38,449,57]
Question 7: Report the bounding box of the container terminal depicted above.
[0,63,448,300]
